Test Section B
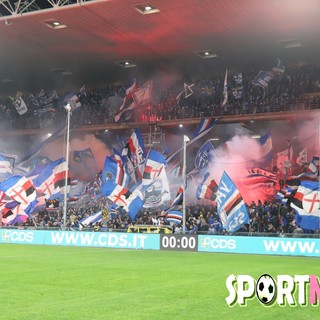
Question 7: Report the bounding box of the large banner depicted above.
[1,230,319,257]
[0,229,159,250]
[198,235,320,257]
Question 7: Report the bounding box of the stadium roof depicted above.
[0,0,320,94]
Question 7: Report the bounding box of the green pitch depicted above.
[0,244,318,320]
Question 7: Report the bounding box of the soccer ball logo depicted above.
[256,274,276,305]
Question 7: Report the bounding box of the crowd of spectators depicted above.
[1,62,319,236]
[11,195,318,236]
[0,64,320,131]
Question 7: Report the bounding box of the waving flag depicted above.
[272,58,285,75]
[38,89,59,109]
[132,80,152,105]
[252,71,274,87]
[12,94,28,116]
[1,201,30,225]
[114,80,152,122]
[231,72,243,99]
[242,168,277,198]
[259,131,273,162]
[171,184,184,207]
[122,128,147,183]
[17,124,68,166]
[160,183,184,218]
[100,180,143,219]
[196,172,218,200]
[194,140,214,170]
[142,150,166,187]
[166,211,183,225]
[80,211,102,227]
[191,118,218,140]
[0,175,37,218]
[143,168,171,208]
[0,175,36,206]
[32,162,56,199]
[293,156,319,181]
[63,91,81,111]
[112,147,124,165]
[115,79,147,122]
[291,180,320,231]
[222,68,228,106]
[49,158,71,196]
[216,171,250,232]
[119,79,136,110]
[102,156,129,187]
[167,118,218,165]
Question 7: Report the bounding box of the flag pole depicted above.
[182,135,189,233]
[63,104,71,229]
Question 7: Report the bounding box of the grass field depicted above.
[0,244,319,320]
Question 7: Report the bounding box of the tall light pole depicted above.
[182,135,189,233]
[63,103,71,229]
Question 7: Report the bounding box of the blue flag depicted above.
[194,140,214,170]
[216,171,250,232]
[291,180,320,231]
[252,71,274,88]
[166,211,183,225]
[80,211,102,226]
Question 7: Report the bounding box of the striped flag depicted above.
[142,150,166,188]
[291,180,320,231]
[50,158,71,196]
[169,184,184,208]
[119,79,136,111]
[0,175,36,207]
[80,211,102,227]
[121,128,147,183]
[114,79,152,122]
[32,162,56,199]
[252,71,274,88]
[1,201,30,225]
[216,171,250,232]
[131,80,152,106]
[166,118,218,168]
[293,156,319,180]
[0,175,37,217]
[196,172,218,201]
[100,180,143,219]
[102,156,129,188]
[166,211,183,224]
